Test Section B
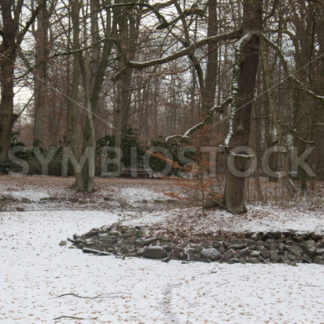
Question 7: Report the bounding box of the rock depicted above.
[316,248,324,256]
[256,243,267,252]
[16,207,25,211]
[319,240,324,248]
[267,232,282,239]
[100,236,118,246]
[292,231,310,242]
[162,244,173,252]
[228,257,240,264]
[239,247,251,257]
[314,225,324,237]
[109,230,120,236]
[301,240,316,257]
[41,196,58,202]
[270,252,281,263]
[184,247,196,261]
[246,257,258,264]
[142,246,167,259]
[98,232,109,238]
[311,232,323,241]
[251,232,263,241]
[144,237,157,246]
[136,248,145,257]
[21,198,32,204]
[314,256,324,265]
[154,199,164,204]
[212,241,222,249]
[260,250,270,259]
[201,248,221,261]
[135,238,145,247]
[302,255,312,263]
[229,243,246,250]
[161,256,172,263]
[286,245,303,257]
[84,229,99,239]
[250,250,261,257]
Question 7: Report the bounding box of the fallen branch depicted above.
[205,194,238,215]
[54,315,98,321]
[82,247,111,255]
[56,292,128,299]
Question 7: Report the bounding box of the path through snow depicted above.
[0,210,323,323]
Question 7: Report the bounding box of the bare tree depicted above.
[0,0,45,162]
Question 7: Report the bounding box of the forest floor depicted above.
[0,175,324,323]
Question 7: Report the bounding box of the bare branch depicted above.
[166,98,232,143]
[103,2,169,28]
[156,6,206,30]
[16,0,47,46]
[129,29,242,69]
[259,32,324,103]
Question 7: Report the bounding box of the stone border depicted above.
[69,224,324,265]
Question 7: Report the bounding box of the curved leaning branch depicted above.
[165,32,255,145]
[166,98,232,143]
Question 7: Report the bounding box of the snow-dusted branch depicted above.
[129,29,242,69]
[258,32,324,103]
[224,32,255,148]
[156,6,205,30]
[166,98,232,143]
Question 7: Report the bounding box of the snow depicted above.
[1,189,50,202]
[122,205,324,234]
[116,186,173,205]
[0,209,324,323]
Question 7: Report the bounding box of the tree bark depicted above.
[0,0,45,162]
[33,0,49,147]
[223,0,263,214]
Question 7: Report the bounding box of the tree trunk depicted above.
[201,0,218,115]
[0,55,15,162]
[33,1,49,147]
[0,1,17,163]
[314,4,324,179]
[223,0,263,214]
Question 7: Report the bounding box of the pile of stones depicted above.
[69,224,324,265]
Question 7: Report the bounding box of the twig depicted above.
[56,292,129,299]
[54,315,98,321]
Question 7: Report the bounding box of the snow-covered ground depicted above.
[0,189,51,202]
[124,205,324,234]
[0,210,324,323]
